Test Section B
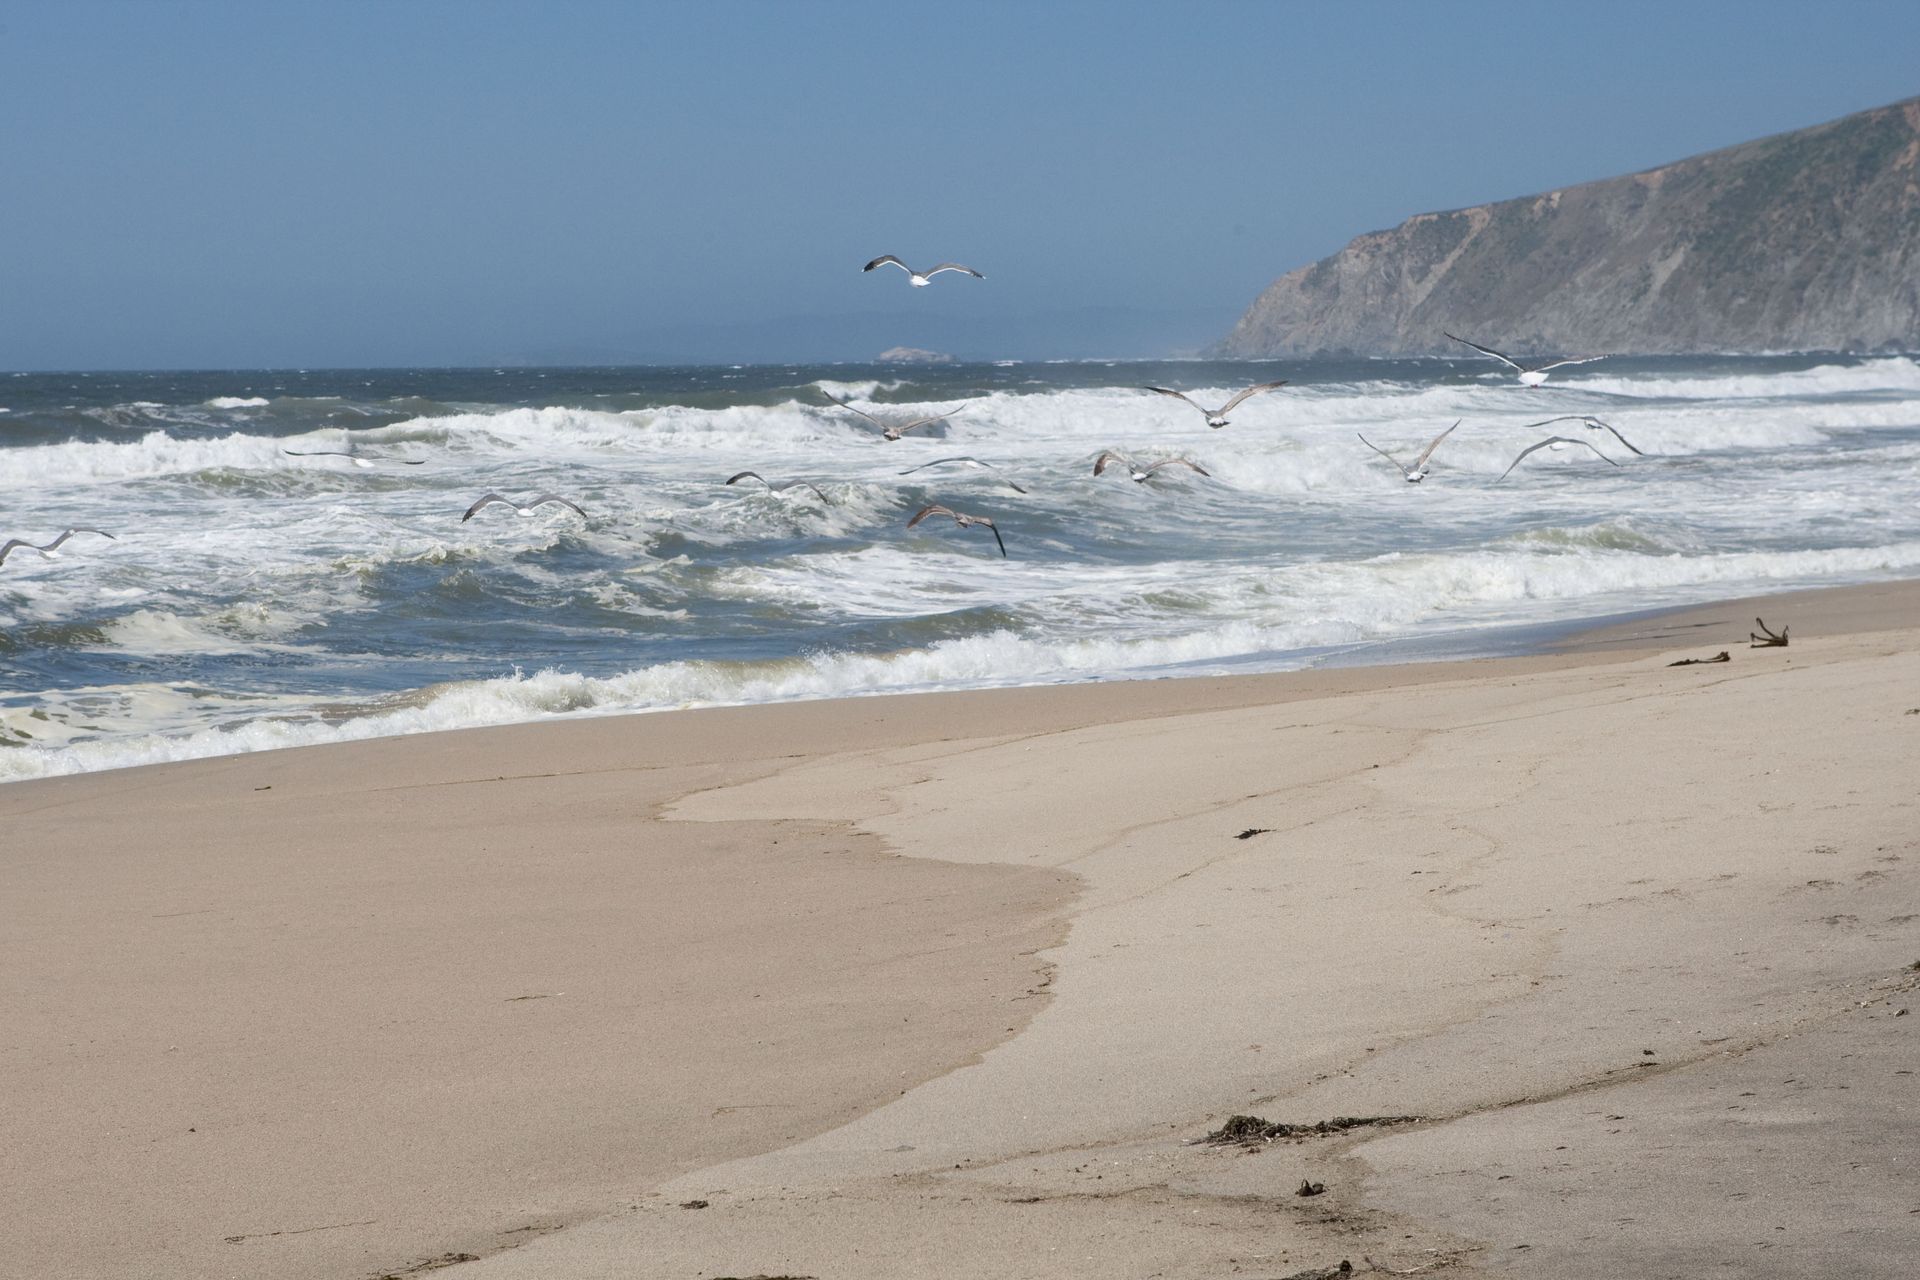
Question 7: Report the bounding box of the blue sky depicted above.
[4,0,1918,370]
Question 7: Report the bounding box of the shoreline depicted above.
[6,575,1918,1277]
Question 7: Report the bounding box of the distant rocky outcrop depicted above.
[1217,96,1920,357]
[876,346,956,365]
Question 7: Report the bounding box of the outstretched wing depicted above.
[1145,386,1204,415]
[862,255,908,274]
[1356,433,1402,467]
[979,518,1007,558]
[1092,450,1129,476]
[1445,333,1525,372]
[924,263,984,279]
[1530,355,1608,373]
[1143,458,1210,478]
[725,470,768,488]
[1496,436,1620,483]
[461,493,509,522]
[1217,380,1289,415]
[785,481,830,502]
[819,390,890,431]
[0,539,29,565]
[893,405,965,433]
[906,504,955,530]
[528,495,586,518]
[1414,421,1461,470]
[1588,418,1645,456]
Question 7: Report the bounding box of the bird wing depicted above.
[1144,458,1210,478]
[780,480,830,502]
[725,470,767,487]
[1496,437,1620,483]
[980,518,1007,558]
[1414,421,1462,470]
[1145,387,1204,415]
[907,504,955,530]
[893,408,962,434]
[529,495,587,518]
[0,539,27,564]
[1445,333,1525,372]
[462,493,509,521]
[1589,418,1646,456]
[1216,380,1289,414]
[863,255,908,274]
[1517,416,1583,431]
[283,449,351,458]
[900,456,979,476]
[1530,355,1608,372]
[819,390,890,430]
[925,263,984,279]
[1092,451,1128,476]
[1356,433,1403,466]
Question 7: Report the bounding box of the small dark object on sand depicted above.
[1204,1114,1423,1145]
[679,1199,710,1209]
[1297,1179,1327,1196]
[1276,1263,1352,1280]
[1668,651,1730,667]
[1750,617,1789,647]
[1236,827,1272,840]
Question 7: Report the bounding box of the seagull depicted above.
[1,528,116,565]
[283,448,424,467]
[898,457,1028,493]
[1357,421,1460,483]
[1145,380,1288,428]
[906,504,1007,558]
[1092,451,1211,484]
[820,390,964,441]
[1496,437,1623,483]
[461,493,587,522]
[725,471,829,502]
[862,255,985,287]
[1445,333,1607,386]
[1517,415,1645,455]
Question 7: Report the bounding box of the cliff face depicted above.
[1217,97,1920,357]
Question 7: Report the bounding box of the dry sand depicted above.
[4,580,1917,1279]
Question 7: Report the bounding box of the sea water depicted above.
[3,355,1918,781]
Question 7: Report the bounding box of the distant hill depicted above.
[1216,96,1920,358]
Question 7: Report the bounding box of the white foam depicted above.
[205,396,272,408]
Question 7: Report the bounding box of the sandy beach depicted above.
[5,579,1918,1279]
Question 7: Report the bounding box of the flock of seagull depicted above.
[1,269,1645,569]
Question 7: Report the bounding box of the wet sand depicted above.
[4,578,1917,1278]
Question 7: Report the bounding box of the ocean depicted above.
[3,355,1918,782]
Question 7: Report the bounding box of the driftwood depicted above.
[1750,617,1789,647]
[1668,651,1731,667]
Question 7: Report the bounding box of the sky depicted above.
[3,0,1919,371]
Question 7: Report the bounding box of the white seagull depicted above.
[1518,415,1645,455]
[820,390,964,441]
[1496,437,1623,483]
[1092,451,1211,484]
[461,493,587,522]
[1445,333,1608,386]
[1,528,116,566]
[906,504,1007,558]
[898,457,1028,494]
[1358,421,1460,483]
[862,255,984,287]
[283,448,425,468]
[725,471,829,502]
[1145,380,1288,428]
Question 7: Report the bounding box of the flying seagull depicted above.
[820,390,964,441]
[283,449,424,467]
[862,255,985,287]
[725,471,829,502]
[1145,380,1288,428]
[1518,415,1645,455]
[898,457,1028,494]
[461,493,587,522]
[1358,421,1460,483]
[1496,437,1623,483]
[906,504,1007,558]
[1092,451,1211,484]
[1445,333,1607,386]
[1,528,116,566]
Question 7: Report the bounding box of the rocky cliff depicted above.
[1216,97,1920,357]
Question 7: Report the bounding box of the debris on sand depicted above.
[1667,650,1730,666]
[1203,1114,1423,1146]
[1296,1179,1327,1196]
[1750,617,1789,647]
[1275,1262,1352,1280]
[1236,828,1273,840]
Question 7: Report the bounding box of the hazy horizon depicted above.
[5,1,1919,372]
